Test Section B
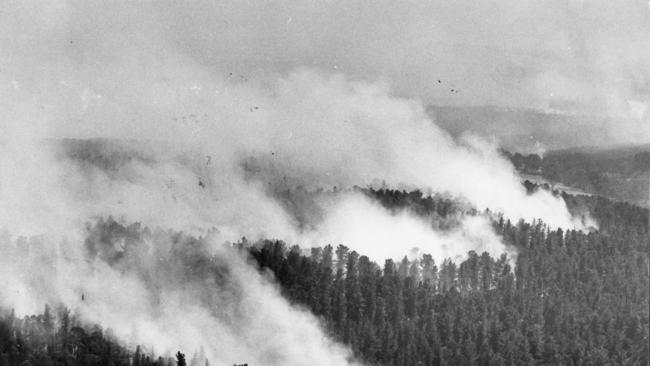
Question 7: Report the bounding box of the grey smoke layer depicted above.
[4,0,648,146]
[0,221,362,365]
[0,1,598,364]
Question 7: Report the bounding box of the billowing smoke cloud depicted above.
[0,223,361,365]
[300,193,508,264]
[2,66,585,229]
[0,1,594,363]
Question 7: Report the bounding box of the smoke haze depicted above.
[0,223,363,365]
[0,1,602,364]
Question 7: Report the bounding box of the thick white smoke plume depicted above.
[301,193,508,264]
[0,225,361,365]
[0,1,593,364]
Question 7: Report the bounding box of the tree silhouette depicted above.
[176,351,186,366]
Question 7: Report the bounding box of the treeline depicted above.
[0,305,191,366]
[249,190,649,365]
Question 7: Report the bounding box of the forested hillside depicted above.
[1,189,648,365]
[250,190,649,365]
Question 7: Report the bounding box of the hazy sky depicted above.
[1,0,649,142]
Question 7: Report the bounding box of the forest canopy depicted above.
[0,188,647,365]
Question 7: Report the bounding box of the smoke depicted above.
[0,1,596,363]
[0,66,586,238]
[0,223,361,365]
[299,193,509,264]
[0,0,591,230]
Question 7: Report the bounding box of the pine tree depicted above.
[176,351,186,366]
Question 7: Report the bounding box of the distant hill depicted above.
[503,144,650,208]
[427,105,642,152]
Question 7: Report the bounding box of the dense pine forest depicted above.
[0,306,186,366]
[1,188,648,365]
[250,189,649,365]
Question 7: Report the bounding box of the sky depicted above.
[154,0,650,114]
[2,0,649,147]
